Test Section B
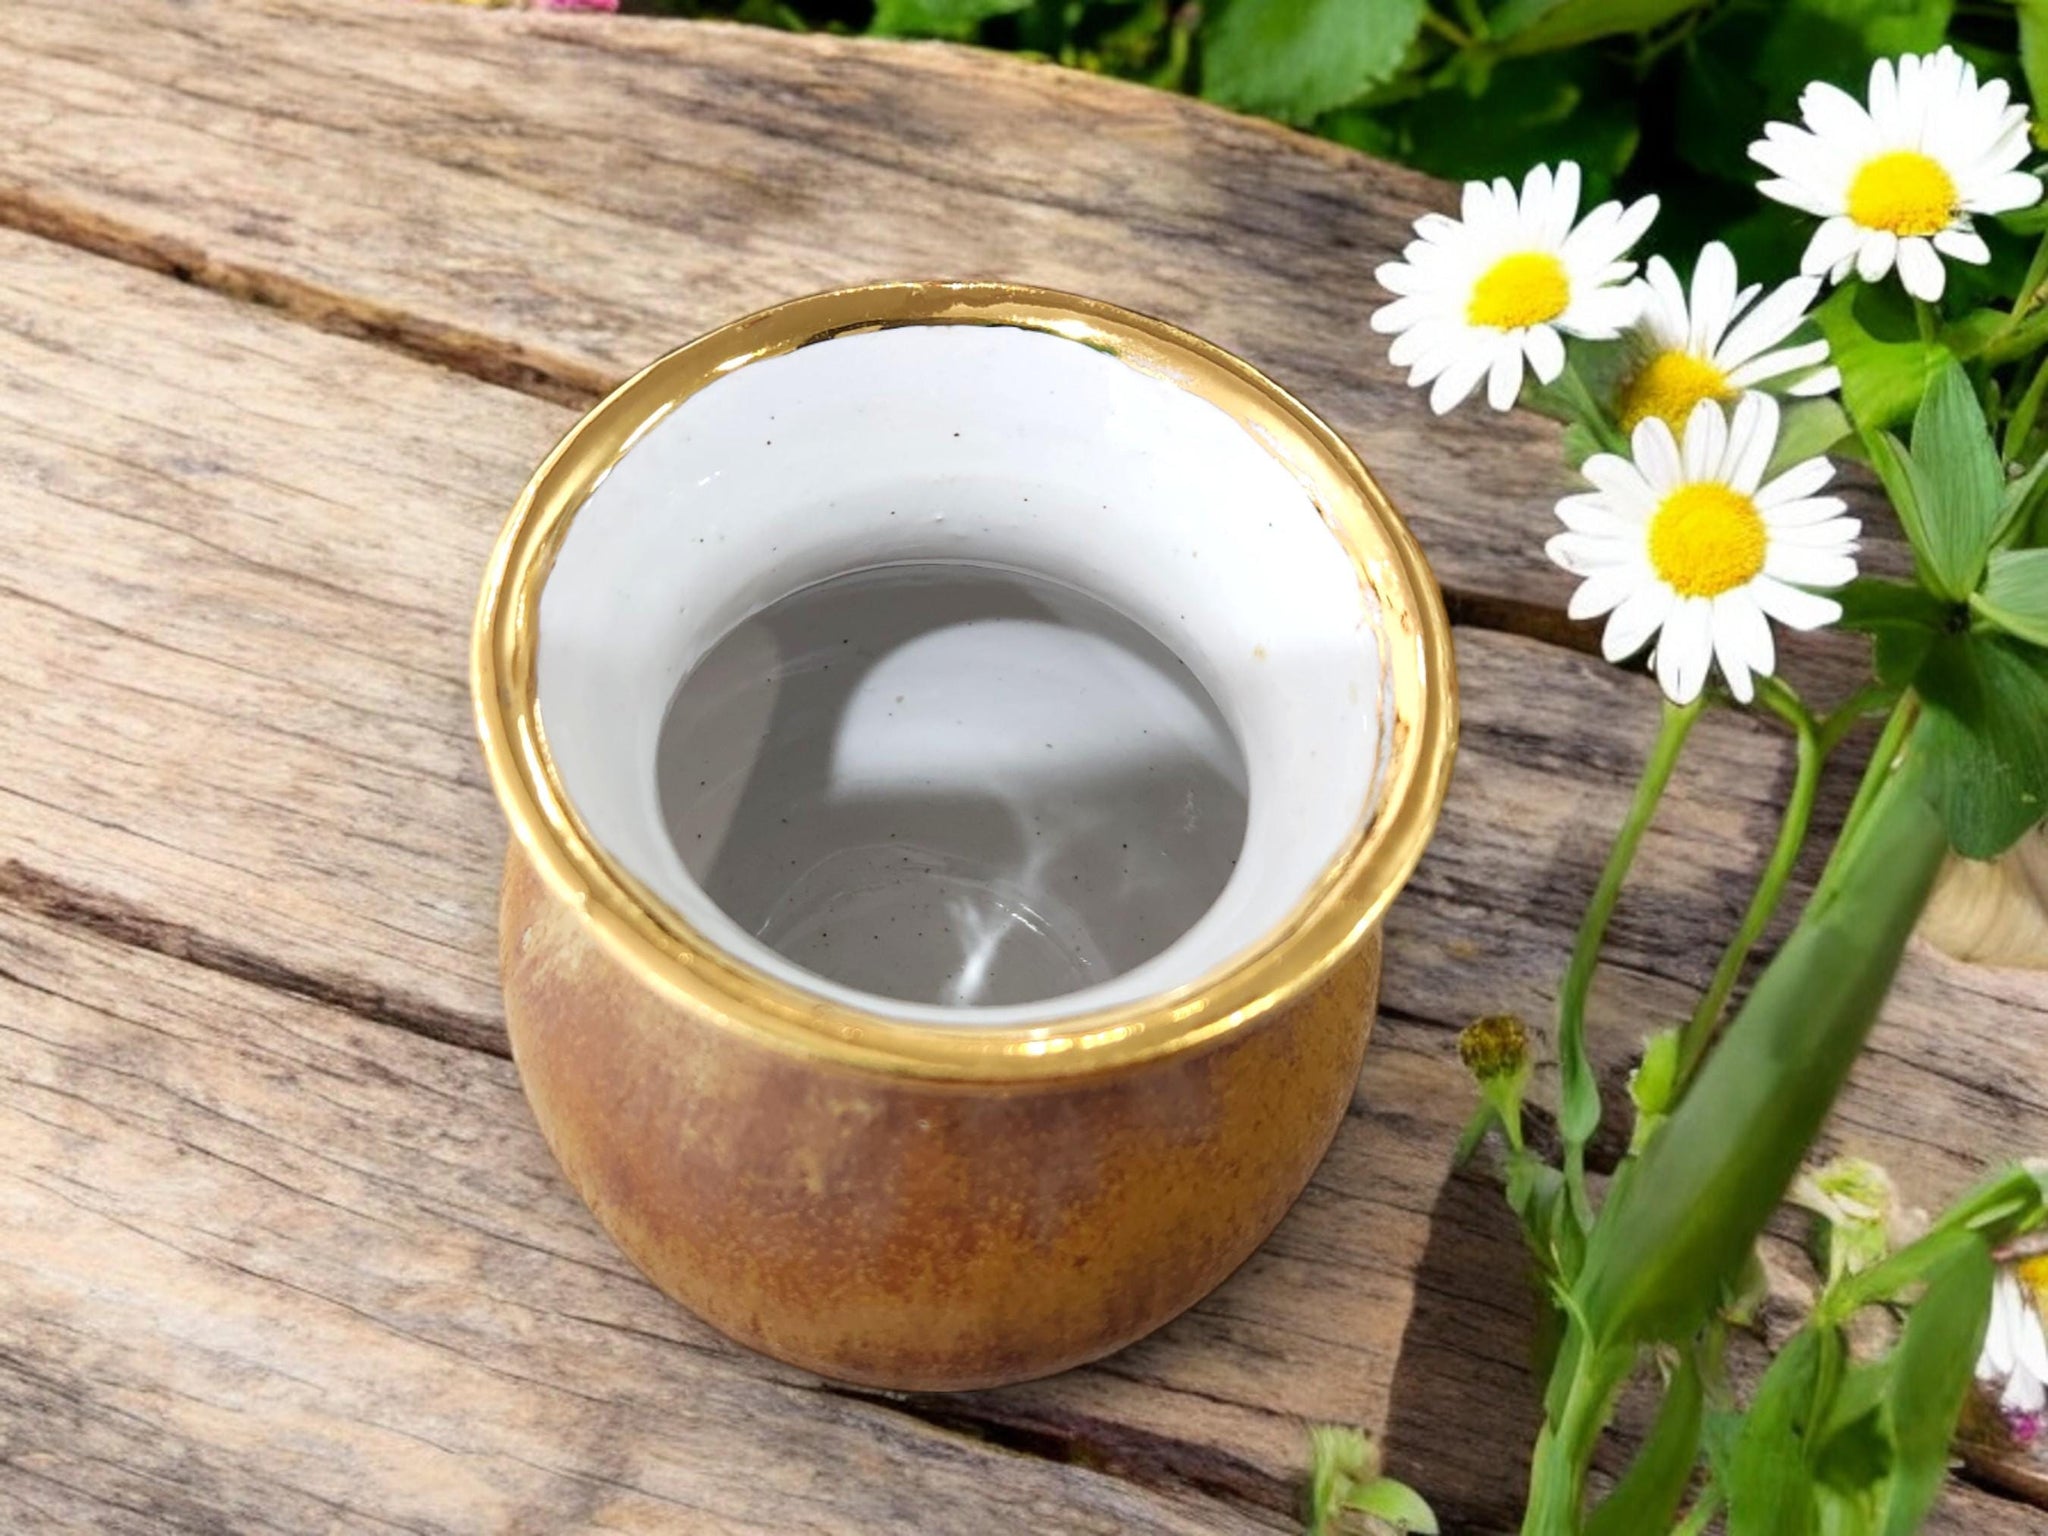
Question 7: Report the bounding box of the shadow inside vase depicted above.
[656,561,1250,1010]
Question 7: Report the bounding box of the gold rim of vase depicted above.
[471,281,1457,1083]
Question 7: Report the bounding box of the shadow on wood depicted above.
[1380,1162,1547,1536]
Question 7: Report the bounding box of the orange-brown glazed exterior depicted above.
[501,843,1379,1390]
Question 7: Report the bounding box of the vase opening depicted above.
[531,319,1394,1026]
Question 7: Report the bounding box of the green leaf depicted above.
[867,0,1027,37]
[1585,1354,1704,1536]
[1307,1424,1375,1536]
[1860,434,1938,587]
[1726,1328,1826,1536]
[1814,286,1947,434]
[1909,357,2004,597]
[1874,625,1936,691]
[1941,309,2010,364]
[1810,1398,1893,1498]
[1630,1028,1681,1120]
[1572,744,1948,1347]
[1881,1239,1995,1535]
[1765,397,1852,477]
[1832,577,1947,635]
[1374,54,1639,192]
[1975,548,2048,648]
[1492,0,1712,53]
[1992,453,2048,549]
[1198,0,1424,123]
[2022,2,2048,150]
[1761,0,1951,64]
[1346,1477,1439,1534]
[1916,632,2048,858]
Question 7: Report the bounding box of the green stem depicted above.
[2002,229,2048,334]
[1556,354,1629,456]
[1982,301,2048,368]
[1558,697,1705,1220]
[1420,8,1471,47]
[1522,1337,1632,1536]
[1450,0,1488,40]
[1817,683,1897,755]
[2004,349,2048,462]
[1673,679,1822,1088]
[1915,297,1939,345]
[1813,694,1918,909]
[1669,1491,1724,1536]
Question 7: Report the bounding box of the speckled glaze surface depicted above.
[473,283,1456,1389]
[502,844,1379,1389]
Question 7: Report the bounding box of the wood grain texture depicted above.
[0,1,2042,1528]
[3,223,2045,1531]
[0,0,1906,682]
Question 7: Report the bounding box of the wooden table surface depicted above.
[2,3,2045,1531]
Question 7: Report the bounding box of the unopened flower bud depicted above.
[1459,1014,1530,1083]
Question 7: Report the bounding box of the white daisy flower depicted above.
[1545,393,1858,705]
[1977,1259,2048,1445]
[1750,46,2042,302]
[1372,162,1659,414]
[1616,241,1841,436]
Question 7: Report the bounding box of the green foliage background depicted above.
[627,0,2048,270]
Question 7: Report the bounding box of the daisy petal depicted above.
[1524,324,1566,384]
[1750,576,1842,630]
[1656,597,1714,704]
[1602,583,1672,662]
[1486,344,1526,411]
[1896,237,1947,301]
[1856,230,1899,284]
[1757,457,1837,508]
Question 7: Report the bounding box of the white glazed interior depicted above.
[536,322,1388,1025]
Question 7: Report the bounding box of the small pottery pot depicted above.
[472,283,1456,1390]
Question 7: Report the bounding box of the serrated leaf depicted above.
[868,0,1027,37]
[1910,357,2004,597]
[1917,632,2048,857]
[1726,1328,1826,1536]
[1381,55,1640,190]
[1198,0,1424,123]
[1882,1240,1995,1535]
[1762,0,1951,63]
[1975,548,2048,648]
[1585,1353,1704,1536]
[1492,0,1712,53]
[1346,1476,1439,1534]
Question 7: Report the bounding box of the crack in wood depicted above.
[0,859,505,1058]
[817,1385,1300,1528]
[0,187,611,410]
[0,183,1640,667]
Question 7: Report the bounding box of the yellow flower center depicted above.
[1846,151,1957,237]
[2021,1254,2048,1306]
[1466,252,1571,329]
[1648,483,1768,599]
[1617,351,1737,434]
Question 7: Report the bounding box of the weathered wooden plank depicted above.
[0,0,1907,647]
[4,224,2036,1184]
[0,903,1291,1536]
[4,224,2045,1524]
